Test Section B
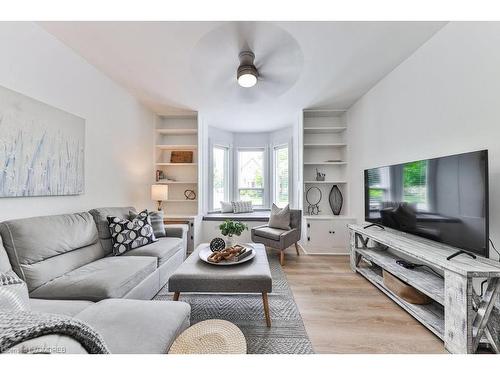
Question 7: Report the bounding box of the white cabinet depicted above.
[304,217,355,254]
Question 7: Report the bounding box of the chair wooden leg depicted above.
[280,250,285,266]
[262,292,271,327]
[173,292,180,301]
[295,242,300,256]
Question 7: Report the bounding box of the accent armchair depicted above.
[251,209,302,266]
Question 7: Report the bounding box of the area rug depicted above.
[154,251,315,354]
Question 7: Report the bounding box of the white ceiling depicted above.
[40,21,446,131]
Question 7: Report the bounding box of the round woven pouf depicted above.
[168,319,247,354]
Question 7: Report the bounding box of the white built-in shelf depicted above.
[156,128,197,135]
[304,215,355,220]
[156,145,198,150]
[157,180,198,184]
[155,163,197,166]
[303,127,347,134]
[165,199,198,203]
[304,161,347,165]
[304,180,347,184]
[304,143,347,148]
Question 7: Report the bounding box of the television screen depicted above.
[364,150,488,257]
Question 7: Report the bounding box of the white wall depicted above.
[0,22,155,220]
[347,22,500,259]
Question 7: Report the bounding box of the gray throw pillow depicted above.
[268,204,291,230]
[0,272,30,311]
[220,201,233,213]
[130,210,166,238]
[232,201,253,213]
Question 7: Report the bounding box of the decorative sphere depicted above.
[210,237,226,252]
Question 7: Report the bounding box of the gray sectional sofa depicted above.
[0,207,190,354]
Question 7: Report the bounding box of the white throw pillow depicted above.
[220,201,234,213]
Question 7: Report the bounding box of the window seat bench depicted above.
[203,210,271,222]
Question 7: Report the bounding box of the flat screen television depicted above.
[364,150,489,257]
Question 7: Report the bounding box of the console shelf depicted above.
[349,224,500,354]
[357,263,445,339]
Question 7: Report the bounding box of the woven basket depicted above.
[168,319,247,354]
[382,270,432,305]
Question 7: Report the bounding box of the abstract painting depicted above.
[0,85,85,197]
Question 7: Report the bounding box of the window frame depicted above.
[235,147,267,208]
[272,143,290,207]
[210,143,230,211]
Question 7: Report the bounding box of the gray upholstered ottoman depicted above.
[168,243,273,327]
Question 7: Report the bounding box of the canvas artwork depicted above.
[0,85,85,197]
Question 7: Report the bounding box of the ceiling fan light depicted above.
[238,72,257,88]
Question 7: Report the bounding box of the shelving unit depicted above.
[301,109,355,254]
[155,113,199,218]
[349,224,500,353]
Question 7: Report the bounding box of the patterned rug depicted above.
[154,251,314,354]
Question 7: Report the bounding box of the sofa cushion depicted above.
[30,299,94,317]
[108,210,156,256]
[29,256,157,302]
[253,226,288,241]
[0,213,103,292]
[89,207,136,255]
[123,237,183,266]
[75,299,191,354]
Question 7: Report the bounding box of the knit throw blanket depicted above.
[0,309,110,354]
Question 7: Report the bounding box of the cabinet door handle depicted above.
[329,231,335,234]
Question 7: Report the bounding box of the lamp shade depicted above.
[151,184,169,201]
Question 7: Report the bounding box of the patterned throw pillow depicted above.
[0,272,30,311]
[232,201,253,214]
[129,210,166,238]
[107,210,157,255]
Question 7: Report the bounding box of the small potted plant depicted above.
[219,220,248,247]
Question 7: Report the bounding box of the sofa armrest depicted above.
[164,226,186,239]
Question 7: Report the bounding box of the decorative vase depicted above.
[226,235,235,247]
[329,185,343,215]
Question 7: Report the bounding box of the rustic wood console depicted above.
[349,224,500,354]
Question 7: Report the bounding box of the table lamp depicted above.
[151,184,169,211]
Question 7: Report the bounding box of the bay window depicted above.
[237,148,265,206]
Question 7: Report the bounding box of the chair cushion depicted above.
[123,237,183,266]
[30,299,94,317]
[29,256,157,302]
[253,227,288,241]
[75,299,191,354]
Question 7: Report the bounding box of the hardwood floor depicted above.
[280,251,447,354]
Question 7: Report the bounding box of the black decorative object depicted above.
[329,185,343,215]
[305,186,322,216]
[184,189,197,200]
[210,237,226,252]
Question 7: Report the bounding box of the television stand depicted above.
[446,250,477,261]
[349,224,500,354]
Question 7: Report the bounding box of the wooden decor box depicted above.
[171,151,193,163]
